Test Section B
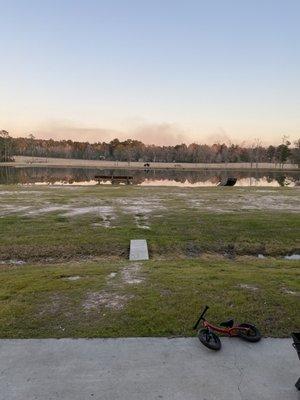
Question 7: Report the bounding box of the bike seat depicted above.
[220,319,234,328]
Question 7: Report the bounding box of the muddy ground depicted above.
[0,186,299,261]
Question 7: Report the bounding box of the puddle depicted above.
[0,259,26,265]
[281,287,299,295]
[256,253,300,260]
[284,254,300,260]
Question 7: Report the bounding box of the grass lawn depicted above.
[0,186,299,260]
[0,258,299,338]
[0,185,299,338]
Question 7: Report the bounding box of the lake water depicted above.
[0,166,299,187]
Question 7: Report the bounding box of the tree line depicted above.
[1,130,300,167]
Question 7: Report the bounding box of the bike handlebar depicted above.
[193,305,209,330]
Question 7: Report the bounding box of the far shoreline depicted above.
[0,155,299,171]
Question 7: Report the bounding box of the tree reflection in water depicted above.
[0,166,299,187]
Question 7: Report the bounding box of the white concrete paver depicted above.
[129,239,149,261]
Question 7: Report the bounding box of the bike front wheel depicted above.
[198,329,222,350]
[237,323,261,342]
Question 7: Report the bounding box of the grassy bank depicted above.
[0,186,299,260]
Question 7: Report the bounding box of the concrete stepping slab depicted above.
[129,239,149,261]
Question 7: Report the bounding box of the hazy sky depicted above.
[1,0,299,145]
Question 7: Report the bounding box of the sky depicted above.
[0,0,300,146]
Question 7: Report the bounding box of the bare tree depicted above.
[0,130,11,162]
[249,138,262,169]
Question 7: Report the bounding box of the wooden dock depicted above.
[95,175,133,184]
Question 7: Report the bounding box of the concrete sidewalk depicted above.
[0,338,299,400]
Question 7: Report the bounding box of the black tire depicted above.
[237,323,261,342]
[198,329,222,350]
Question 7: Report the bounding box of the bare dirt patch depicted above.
[92,216,115,229]
[25,205,69,216]
[116,197,165,228]
[82,263,144,312]
[117,198,165,214]
[160,289,172,297]
[62,275,81,281]
[39,293,69,316]
[0,205,32,216]
[188,192,300,213]
[62,205,114,217]
[63,205,116,227]
[83,291,134,311]
[82,263,144,313]
[239,195,300,212]
[188,199,231,213]
[134,214,150,230]
[0,190,43,196]
[121,263,144,284]
[237,283,259,291]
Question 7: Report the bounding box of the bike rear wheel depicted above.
[237,323,261,342]
[198,329,222,350]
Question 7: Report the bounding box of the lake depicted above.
[0,166,299,187]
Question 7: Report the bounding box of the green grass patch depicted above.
[0,258,299,338]
[0,186,299,260]
[0,186,298,338]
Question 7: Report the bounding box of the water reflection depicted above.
[0,166,299,187]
